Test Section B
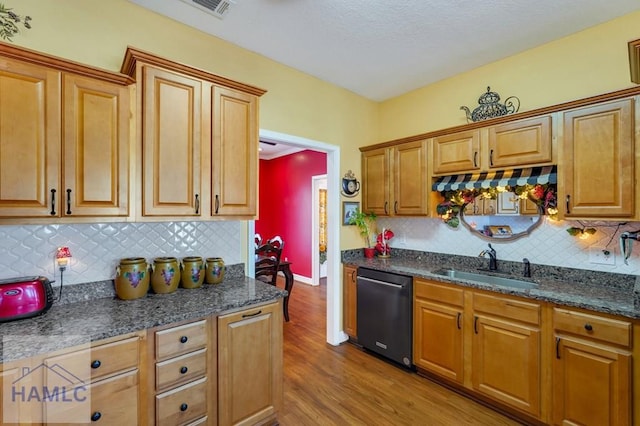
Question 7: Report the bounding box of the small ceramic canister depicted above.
[181,256,205,289]
[205,257,225,284]
[115,257,150,300]
[151,257,180,294]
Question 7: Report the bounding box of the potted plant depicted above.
[348,208,377,258]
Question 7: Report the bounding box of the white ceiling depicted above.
[130,0,639,102]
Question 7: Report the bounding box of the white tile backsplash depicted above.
[378,216,640,275]
[0,221,243,285]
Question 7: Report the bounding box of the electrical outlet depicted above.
[588,247,615,265]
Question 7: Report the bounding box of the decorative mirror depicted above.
[433,166,558,241]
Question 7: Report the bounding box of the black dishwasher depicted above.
[356,267,413,368]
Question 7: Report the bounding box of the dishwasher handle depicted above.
[357,276,404,288]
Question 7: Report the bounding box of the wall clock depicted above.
[341,170,360,198]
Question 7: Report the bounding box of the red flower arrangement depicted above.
[375,228,394,256]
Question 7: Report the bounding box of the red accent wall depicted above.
[256,150,327,279]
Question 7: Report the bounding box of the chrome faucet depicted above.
[479,243,498,271]
[523,258,531,278]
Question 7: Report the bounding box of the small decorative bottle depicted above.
[181,256,205,289]
[115,257,150,300]
[205,257,225,284]
[151,257,180,294]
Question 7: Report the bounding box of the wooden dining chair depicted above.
[267,235,283,249]
[255,242,282,287]
[254,233,263,250]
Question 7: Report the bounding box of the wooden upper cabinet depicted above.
[0,59,61,218]
[63,74,130,217]
[212,85,258,216]
[362,147,390,215]
[488,115,552,168]
[432,130,481,174]
[562,99,634,218]
[142,65,202,217]
[362,140,428,216]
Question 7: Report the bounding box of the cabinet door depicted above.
[563,99,634,218]
[218,302,283,426]
[394,140,428,215]
[1,360,43,425]
[63,74,130,217]
[343,265,357,338]
[414,298,463,383]
[212,86,258,216]
[142,65,202,217]
[488,115,552,169]
[552,337,631,426]
[472,315,541,417]
[0,59,61,217]
[362,147,390,215]
[432,130,481,174]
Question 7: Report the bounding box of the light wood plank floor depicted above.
[280,278,523,426]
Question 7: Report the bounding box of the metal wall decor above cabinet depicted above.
[0,43,132,220]
[562,98,635,218]
[361,139,429,216]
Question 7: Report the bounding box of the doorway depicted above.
[312,175,327,286]
[255,129,346,346]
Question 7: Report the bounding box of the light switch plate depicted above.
[588,247,616,265]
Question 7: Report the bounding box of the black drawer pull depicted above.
[584,323,593,331]
[180,403,188,412]
[195,193,200,214]
[242,310,262,318]
[66,189,72,214]
[50,189,57,215]
[556,337,561,359]
[394,201,398,214]
[384,201,388,215]
[214,194,220,214]
[566,195,571,214]
[489,149,494,166]
[473,151,478,168]
[180,336,188,344]
[456,312,461,330]
[91,360,101,369]
[180,366,188,374]
[91,412,102,422]
[473,316,479,334]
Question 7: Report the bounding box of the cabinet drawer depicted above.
[156,377,208,426]
[156,348,207,392]
[156,320,208,360]
[45,335,139,383]
[473,292,540,325]
[553,308,632,348]
[415,279,464,307]
[45,369,138,424]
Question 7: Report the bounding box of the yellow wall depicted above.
[379,10,640,141]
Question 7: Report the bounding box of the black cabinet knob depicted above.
[584,323,593,331]
[180,366,188,374]
[180,403,188,412]
[91,412,102,422]
[180,336,188,343]
[91,360,101,369]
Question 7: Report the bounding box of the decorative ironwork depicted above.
[460,86,520,123]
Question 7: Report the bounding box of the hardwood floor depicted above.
[280,278,523,426]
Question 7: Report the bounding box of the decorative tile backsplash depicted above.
[378,217,640,276]
[0,221,243,285]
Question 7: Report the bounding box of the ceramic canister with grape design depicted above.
[115,257,150,300]
[180,256,205,289]
[151,257,180,294]
[205,257,225,284]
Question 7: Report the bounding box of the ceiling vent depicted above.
[181,0,235,19]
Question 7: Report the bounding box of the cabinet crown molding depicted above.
[120,46,267,97]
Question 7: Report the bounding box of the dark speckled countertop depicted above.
[0,264,286,363]
[343,249,640,320]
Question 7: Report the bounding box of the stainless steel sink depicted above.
[433,269,538,290]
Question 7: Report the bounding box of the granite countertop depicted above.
[343,249,640,320]
[0,269,286,363]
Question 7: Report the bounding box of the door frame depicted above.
[255,129,346,346]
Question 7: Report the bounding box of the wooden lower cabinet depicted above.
[552,307,633,426]
[413,279,464,384]
[217,301,283,426]
[343,264,358,338]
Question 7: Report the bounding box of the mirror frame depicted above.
[459,202,545,241]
